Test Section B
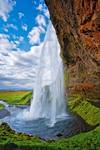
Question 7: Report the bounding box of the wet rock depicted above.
[61,115,94,137]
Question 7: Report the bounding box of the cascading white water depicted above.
[17,21,68,126]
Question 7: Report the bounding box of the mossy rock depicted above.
[68,95,100,126]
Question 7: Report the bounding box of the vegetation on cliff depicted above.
[68,95,100,126]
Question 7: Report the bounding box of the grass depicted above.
[0,90,32,105]
[68,95,100,126]
[0,123,100,150]
[0,104,5,110]
[50,126,100,150]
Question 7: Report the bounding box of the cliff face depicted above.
[45,0,100,99]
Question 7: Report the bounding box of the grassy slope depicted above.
[0,91,100,149]
[68,95,100,126]
[0,90,32,105]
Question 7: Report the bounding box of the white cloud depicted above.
[7,23,17,30]
[22,24,28,31]
[28,14,46,45]
[35,15,46,27]
[12,34,17,40]
[19,36,24,42]
[0,22,57,90]
[18,12,24,19]
[36,4,43,11]
[28,14,47,45]
[3,27,9,32]
[44,9,50,18]
[28,27,41,45]
[0,0,16,22]
[38,26,45,33]
[36,3,50,18]
[14,40,20,45]
[28,25,46,45]
[14,36,24,45]
[0,33,17,54]
[4,23,18,32]
[0,42,44,89]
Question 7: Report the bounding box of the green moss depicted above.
[68,95,100,126]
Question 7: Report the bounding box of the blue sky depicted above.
[0,0,50,90]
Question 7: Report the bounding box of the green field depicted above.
[0,90,32,105]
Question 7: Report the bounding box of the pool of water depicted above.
[0,102,72,139]
[0,100,92,140]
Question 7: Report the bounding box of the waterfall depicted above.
[19,21,68,126]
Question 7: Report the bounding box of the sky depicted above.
[0,0,50,90]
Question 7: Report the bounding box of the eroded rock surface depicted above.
[45,0,100,99]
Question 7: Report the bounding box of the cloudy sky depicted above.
[0,0,50,90]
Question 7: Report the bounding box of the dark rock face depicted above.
[45,0,100,99]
